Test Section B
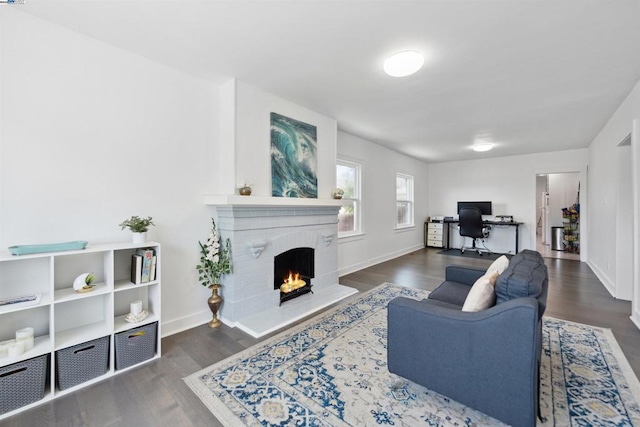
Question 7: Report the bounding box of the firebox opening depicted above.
[274,247,315,305]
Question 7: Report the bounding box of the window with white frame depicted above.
[336,160,362,236]
[396,173,414,228]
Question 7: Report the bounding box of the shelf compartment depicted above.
[0,335,52,369]
[0,257,51,303]
[54,252,111,294]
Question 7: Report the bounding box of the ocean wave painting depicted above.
[270,112,318,198]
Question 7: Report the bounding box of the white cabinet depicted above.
[426,222,448,248]
[0,242,161,419]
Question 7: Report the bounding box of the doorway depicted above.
[535,173,580,260]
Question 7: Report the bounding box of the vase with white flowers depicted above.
[196,218,232,328]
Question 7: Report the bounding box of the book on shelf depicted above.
[150,255,157,281]
[136,248,155,283]
[131,254,142,285]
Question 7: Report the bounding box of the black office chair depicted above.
[459,207,487,255]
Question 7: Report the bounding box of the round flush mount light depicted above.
[472,142,494,152]
[383,51,424,77]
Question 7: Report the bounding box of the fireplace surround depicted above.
[211,201,357,337]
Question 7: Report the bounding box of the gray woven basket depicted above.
[0,354,49,415]
[56,336,109,391]
[115,322,157,370]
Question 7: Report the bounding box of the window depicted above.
[336,160,362,236]
[396,173,414,228]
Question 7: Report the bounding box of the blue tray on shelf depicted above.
[9,240,88,256]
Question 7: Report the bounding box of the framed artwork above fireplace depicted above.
[270,112,318,198]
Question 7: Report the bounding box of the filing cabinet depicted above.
[425,221,448,248]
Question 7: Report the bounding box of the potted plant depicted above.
[120,216,155,243]
[196,218,232,328]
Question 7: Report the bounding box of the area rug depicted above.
[184,283,640,426]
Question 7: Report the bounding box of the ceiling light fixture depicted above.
[472,142,494,152]
[383,51,424,77]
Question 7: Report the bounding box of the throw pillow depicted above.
[486,255,509,276]
[462,270,500,312]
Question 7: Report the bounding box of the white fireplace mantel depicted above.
[204,194,345,208]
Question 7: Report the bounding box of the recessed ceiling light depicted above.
[473,142,494,152]
[383,51,424,77]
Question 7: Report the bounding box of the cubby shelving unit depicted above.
[0,241,161,419]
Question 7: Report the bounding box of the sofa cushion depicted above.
[486,255,509,276]
[428,281,472,307]
[462,271,500,312]
[495,250,547,310]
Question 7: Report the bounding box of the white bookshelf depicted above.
[0,241,161,419]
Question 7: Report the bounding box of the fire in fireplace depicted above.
[274,247,314,305]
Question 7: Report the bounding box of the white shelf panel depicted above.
[114,279,158,292]
[0,335,52,368]
[55,321,111,350]
[113,312,159,334]
[54,283,110,303]
[0,293,51,315]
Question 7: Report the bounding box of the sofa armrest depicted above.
[387,296,539,427]
[444,265,487,286]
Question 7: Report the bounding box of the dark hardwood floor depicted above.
[2,248,638,426]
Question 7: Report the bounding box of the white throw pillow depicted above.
[462,271,500,312]
[486,255,510,276]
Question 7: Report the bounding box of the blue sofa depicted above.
[387,250,548,427]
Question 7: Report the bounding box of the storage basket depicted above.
[0,354,49,415]
[115,322,157,370]
[56,336,109,391]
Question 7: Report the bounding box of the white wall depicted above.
[215,79,337,198]
[337,131,428,275]
[0,9,218,336]
[588,78,640,320]
[428,150,588,255]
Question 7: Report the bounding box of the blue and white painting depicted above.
[270,112,318,198]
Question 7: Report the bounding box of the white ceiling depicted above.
[17,0,640,163]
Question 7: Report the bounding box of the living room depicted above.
[2,2,640,425]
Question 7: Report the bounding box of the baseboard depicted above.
[631,312,640,331]
[160,310,212,338]
[587,258,616,298]
[338,244,423,277]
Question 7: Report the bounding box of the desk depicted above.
[425,220,523,254]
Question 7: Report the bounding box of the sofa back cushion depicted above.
[495,250,548,315]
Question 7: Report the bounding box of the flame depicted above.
[280,271,306,293]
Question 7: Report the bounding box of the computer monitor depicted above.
[457,201,492,216]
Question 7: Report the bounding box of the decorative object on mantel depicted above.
[73,272,96,293]
[196,218,232,328]
[332,188,344,199]
[119,215,154,244]
[9,240,88,256]
[270,112,318,199]
[248,240,267,259]
[238,181,252,196]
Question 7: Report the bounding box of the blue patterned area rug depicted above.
[184,283,640,426]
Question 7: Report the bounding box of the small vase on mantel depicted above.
[207,284,223,328]
[132,232,147,244]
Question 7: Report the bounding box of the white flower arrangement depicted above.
[196,219,231,286]
[332,188,345,199]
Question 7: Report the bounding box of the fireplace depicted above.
[207,203,357,337]
[274,247,315,305]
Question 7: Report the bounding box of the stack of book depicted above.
[130,248,157,285]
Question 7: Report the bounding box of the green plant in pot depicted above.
[120,215,155,243]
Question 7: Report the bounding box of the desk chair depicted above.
[459,207,488,255]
